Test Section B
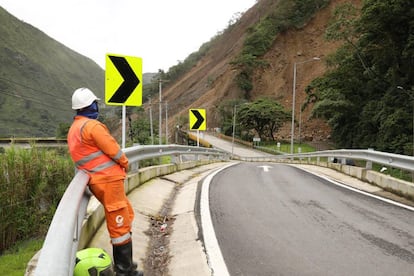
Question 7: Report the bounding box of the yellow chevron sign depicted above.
[189,109,206,130]
[105,54,142,106]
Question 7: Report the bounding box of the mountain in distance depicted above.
[0,6,105,137]
[0,4,168,138]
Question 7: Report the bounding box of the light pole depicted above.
[232,105,237,157]
[291,57,320,154]
[149,98,154,145]
[231,103,247,157]
[158,79,162,145]
[397,86,414,159]
[165,101,168,144]
[299,105,302,146]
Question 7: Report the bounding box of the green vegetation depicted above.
[307,0,414,155]
[217,98,290,142]
[0,7,104,137]
[262,141,316,154]
[237,98,291,141]
[143,37,223,101]
[371,163,413,183]
[0,239,43,276]
[0,146,74,253]
[128,106,154,145]
[231,0,330,97]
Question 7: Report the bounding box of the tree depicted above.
[55,122,70,138]
[130,106,152,145]
[308,0,414,154]
[237,97,290,141]
[217,99,247,136]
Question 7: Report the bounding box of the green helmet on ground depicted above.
[74,248,114,276]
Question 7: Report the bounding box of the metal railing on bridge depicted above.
[31,144,228,276]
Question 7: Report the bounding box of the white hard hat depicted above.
[72,88,100,110]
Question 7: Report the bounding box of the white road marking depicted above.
[257,165,272,172]
[296,166,414,212]
[201,162,238,276]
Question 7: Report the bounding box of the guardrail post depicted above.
[172,154,181,164]
[366,148,373,169]
[130,161,139,173]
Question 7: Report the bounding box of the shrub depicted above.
[0,146,74,253]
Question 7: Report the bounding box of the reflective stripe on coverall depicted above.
[67,116,134,245]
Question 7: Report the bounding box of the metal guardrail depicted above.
[236,148,414,173]
[31,144,414,275]
[0,137,67,144]
[32,144,228,276]
[33,171,90,276]
[123,144,228,167]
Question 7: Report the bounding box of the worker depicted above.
[67,87,143,276]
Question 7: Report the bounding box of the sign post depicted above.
[105,54,142,148]
[189,109,206,147]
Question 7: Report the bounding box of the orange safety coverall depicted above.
[67,116,134,245]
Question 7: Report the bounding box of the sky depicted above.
[0,0,257,73]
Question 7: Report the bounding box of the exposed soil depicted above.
[140,0,362,148]
[143,215,174,276]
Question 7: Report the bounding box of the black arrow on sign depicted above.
[108,55,140,103]
[191,109,205,129]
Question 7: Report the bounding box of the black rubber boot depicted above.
[113,241,143,276]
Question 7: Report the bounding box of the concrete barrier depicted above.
[308,160,414,200]
[77,160,215,250]
[364,169,414,198]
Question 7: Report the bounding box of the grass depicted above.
[372,163,413,182]
[0,148,173,275]
[0,238,43,276]
[0,146,74,253]
[260,142,316,154]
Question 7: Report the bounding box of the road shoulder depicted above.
[293,164,414,207]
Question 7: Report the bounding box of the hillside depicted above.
[1,0,356,143]
[0,6,104,137]
[157,0,360,147]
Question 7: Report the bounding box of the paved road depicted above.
[201,133,272,158]
[209,162,414,275]
[83,134,414,276]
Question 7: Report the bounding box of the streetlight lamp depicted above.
[290,57,320,154]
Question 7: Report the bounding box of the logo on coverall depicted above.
[115,215,124,227]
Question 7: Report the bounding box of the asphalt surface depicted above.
[87,135,414,275]
[209,162,414,276]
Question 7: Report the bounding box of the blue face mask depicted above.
[77,101,99,119]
